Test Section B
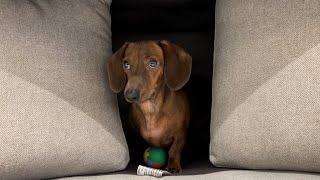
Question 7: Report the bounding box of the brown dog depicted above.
[106,40,191,173]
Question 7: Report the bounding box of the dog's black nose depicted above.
[124,89,140,102]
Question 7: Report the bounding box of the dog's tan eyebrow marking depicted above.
[144,54,157,59]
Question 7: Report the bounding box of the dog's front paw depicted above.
[165,159,182,174]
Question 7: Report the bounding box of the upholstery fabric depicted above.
[57,168,320,180]
[210,0,320,172]
[58,172,320,180]
[56,161,320,179]
[0,0,129,179]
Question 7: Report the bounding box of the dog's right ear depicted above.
[106,42,128,93]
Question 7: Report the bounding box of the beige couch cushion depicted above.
[0,0,129,179]
[57,171,320,180]
[210,0,320,172]
[57,165,320,180]
[57,172,320,180]
[55,161,320,180]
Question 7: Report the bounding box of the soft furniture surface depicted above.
[58,171,320,180]
[57,161,319,180]
[211,0,320,172]
[0,0,128,179]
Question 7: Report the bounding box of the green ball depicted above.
[143,147,167,169]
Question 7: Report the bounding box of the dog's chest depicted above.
[138,102,172,146]
[140,124,170,147]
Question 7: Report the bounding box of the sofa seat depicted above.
[57,161,319,180]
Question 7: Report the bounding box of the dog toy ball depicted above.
[143,147,167,169]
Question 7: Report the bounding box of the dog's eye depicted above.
[123,60,130,70]
[148,59,158,68]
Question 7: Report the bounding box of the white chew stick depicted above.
[137,165,171,177]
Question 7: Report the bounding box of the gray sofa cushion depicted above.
[56,161,319,180]
[0,0,129,179]
[57,171,320,180]
[210,0,320,172]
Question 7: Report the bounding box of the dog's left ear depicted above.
[159,40,192,91]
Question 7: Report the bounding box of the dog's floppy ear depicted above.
[159,40,192,91]
[106,42,128,93]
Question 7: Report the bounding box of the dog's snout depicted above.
[125,89,140,102]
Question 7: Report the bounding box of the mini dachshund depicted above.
[106,40,192,173]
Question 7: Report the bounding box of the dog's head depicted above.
[106,40,192,103]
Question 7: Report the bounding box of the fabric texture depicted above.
[210,0,320,172]
[57,168,320,180]
[0,0,129,179]
[55,161,320,179]
[57,171,320,180]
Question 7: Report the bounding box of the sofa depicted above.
[0,0,320,179]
